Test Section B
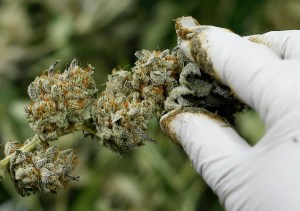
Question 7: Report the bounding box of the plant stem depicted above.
[76,124,98,136]
[0,134,41,177]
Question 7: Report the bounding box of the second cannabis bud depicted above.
[25,59,98,140]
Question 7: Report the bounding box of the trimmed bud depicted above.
[5,141,78,196]
[26,59,98,140]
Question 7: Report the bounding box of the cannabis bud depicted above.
[132,49,181,106]
[91,50,181,153]
[25,59,98,140]
[5,141,78,196]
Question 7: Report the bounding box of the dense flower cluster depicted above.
[3,45,246,196]
[91,50,182,153]
[25,59,98,140]
[1,16,248,197]
[5,140,78,196]
[132,50,181,106]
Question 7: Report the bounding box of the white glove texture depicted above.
[160,16,300,211]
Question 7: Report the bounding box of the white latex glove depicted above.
[160,17,300,211]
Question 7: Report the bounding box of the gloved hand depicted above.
[160,16,300,211]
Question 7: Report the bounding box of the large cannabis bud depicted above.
[90,49,245,153]
[5,141,78,196]
[25,59,98,140]
[91,50,181,153]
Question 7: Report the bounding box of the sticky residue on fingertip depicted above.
[175,16,200,40]
[160,107,229,145]
[247,35,272,47]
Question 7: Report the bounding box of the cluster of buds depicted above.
[5,46,245,196]
[3,36,247,196]
[25,59,98,140]
[91,50,182,153]
[0,15,252,198]
[4,140,78,196]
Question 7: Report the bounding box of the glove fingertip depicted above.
[160,108,227,145]
[175,16,200,39]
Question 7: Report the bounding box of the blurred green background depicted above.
[0,0,299,210]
